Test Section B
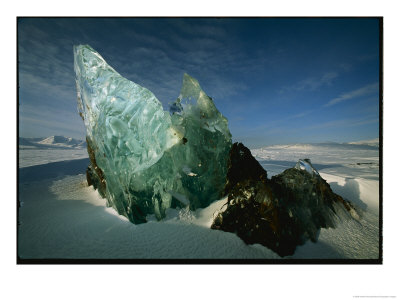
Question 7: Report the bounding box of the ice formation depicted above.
[295,158,320,176]
[74,45,231,224]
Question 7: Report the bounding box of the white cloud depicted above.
[280,71,338,93]
[325,82,379,107]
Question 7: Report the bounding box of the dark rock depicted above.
[211,142,359,257]
[85,137,107,198]
[224,142,268,194]
[86,166,93,186]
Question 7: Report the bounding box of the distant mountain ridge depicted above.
[19,136,86,149]
[20,136,379,151]
[252,139,379,151]
[347,138,379,147]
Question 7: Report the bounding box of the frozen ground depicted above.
[19,147,88,168]
[18,141,380,259]
[251,142,379,180]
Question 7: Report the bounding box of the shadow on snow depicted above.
[18,158,89,183]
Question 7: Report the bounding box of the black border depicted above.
[18,258,381,264]
[16,16,383,265]
[17,17,20,264]
[378,17,383,263]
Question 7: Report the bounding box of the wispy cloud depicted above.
[102,25,253,103]
[338,63,352,72]
[304,117,378,130]
[18,25,77,106]
[240,113,378,138]
[325,82,379,107]
[285,110,316,120]
[279,72,338,93]
[19,103,85,138]
[357,53,377,62]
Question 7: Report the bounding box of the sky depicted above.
[18,17,380,148]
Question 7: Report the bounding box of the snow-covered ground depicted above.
[251,142,379,180]
[19,148,88,168]
[18,139,380,259]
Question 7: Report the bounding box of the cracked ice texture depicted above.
[74,45,232,224]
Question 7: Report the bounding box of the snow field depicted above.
[18,142,380,259]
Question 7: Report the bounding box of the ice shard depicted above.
[168,73,232,209]
[295,158,320,176]
[74,45,231,224]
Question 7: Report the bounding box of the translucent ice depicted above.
[295,158,320,176]
[74,45,231,223]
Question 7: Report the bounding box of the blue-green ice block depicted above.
[74,45,232,223]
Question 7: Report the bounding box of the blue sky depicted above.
[18,17,380,147]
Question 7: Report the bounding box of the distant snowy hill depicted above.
[37,135,86,148]
[253,140,379,152]
[19,137,44,146]
[19,135,87,149]
[347,138,379,147]
[19,136,88,168]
